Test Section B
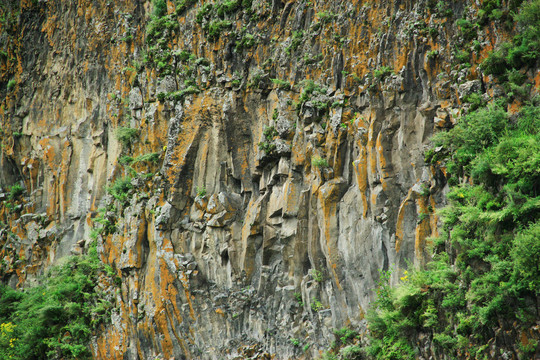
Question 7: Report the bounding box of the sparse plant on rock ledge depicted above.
[107,176,133,202]
[196,186,206,198]
[258,126,278,154]
[311,156,329,168]
[7,184,23,201]
[116,127,139,148]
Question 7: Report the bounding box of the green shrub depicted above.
[482,0,540,75]
[0,251,115,360]
[285,30,303,55]
[456,18,478,41]
[310,298,324,312]
[311,156,329,168]
[115,127,139,148]
[8,184,23,200]
[333,327,358,346]
[195,3,213,24]
[216,0,240,16]
[107,177,132,202]
[296,80,327,109]
[152,0,167,18]
[133,152,160,164]
[454,49,470,64]
[169,86,200,101]
[310,269,323,282]
[176,0,196,15]
[6,79,15,90]
[205,20,232,41]
[196,186,206,198]
[235,33,256,51]
[271,78,291,90]
[374,101,540,358]
[258,126,278,154]
[317,11,336,24]
[373,65,394,80]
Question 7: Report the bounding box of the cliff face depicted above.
[0,0,533,358]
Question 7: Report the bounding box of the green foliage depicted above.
[370,98,540,358]
[294,292,304,307]
[6,79,15,91]
[196,186,206,198]
[133,152,160,164]
[373,66,394,80]
[235,33,256,51]
[311,156,329,168]
[310,298,324,312]
[454,49,470,64]
[482,0,540,76]
[169,85,200,101]
[195,3,213,23]
[271,78,291,90]
[456,18,478,41]
[285,30,303,55]
[317,11,336,24]
[289,338,300,347]
[152,0,167,17]
[258,126,278,154]
[0,252,114,359]
[463,92,486,111]
[107,177,132,202]
[333,327,358,347]
[215,0,240,17]
[7,184,23,201]
[248,69,266,88]
[310,269,323,282]
[115,127,139,148]
[426,50,439,59]
[175,0,196,15]
[296,80,327,110]
[204,19,232,41]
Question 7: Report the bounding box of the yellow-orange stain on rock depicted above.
[395,189,413,253]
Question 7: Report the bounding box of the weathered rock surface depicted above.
[0,0,534,358]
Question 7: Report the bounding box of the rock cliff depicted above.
[0,0,537,358]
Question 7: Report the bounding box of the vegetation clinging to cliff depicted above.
[0,245,117,360]
[366,1,540,359]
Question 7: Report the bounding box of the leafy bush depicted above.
[115,127,139,148]
[176,0,196,15]
[482,0,540,75]
[8,184,23,200]
[169,85,200,101]
[133,152,160,164]
[152,0,167,18]
[456,18,478,41]
[258,126,278,154]
[370,101,540,358]
[296,80,327,110]
[0,249,115,359]
[107,177,132,202]
[205,19,232,41]
[373,66,394,80]
[311,156,329,168]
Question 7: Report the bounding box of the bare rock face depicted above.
[0,0,526,359]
